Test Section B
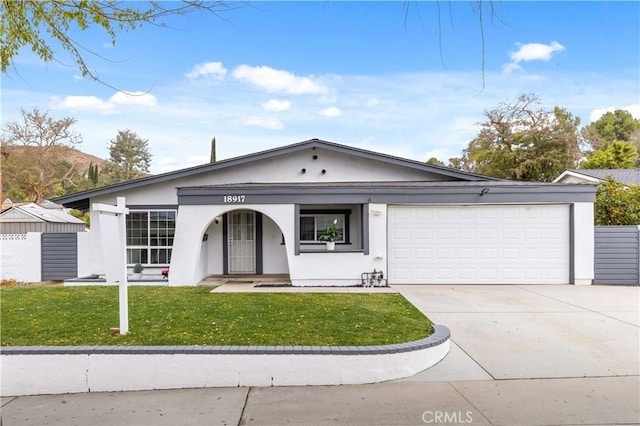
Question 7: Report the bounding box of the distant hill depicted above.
[2,145,108,176]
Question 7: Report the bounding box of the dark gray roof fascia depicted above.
[177,181,597,205]
[53,139,494,208]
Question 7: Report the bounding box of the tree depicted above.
[107,130,152,181]
[582,110,640,151]
[210,137,217,163]
[426,157,445,167]
[581,110,640,168]
[69,208,91,227]
[582,141,639,169]
[1,1,233,85]
[87,162,100,184]
[594,179,640,226]
[1,108,82,203]
[451,94,582,182]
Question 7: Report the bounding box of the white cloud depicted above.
[232,65,327,95]
[503,41,565,73]
[237,116,284,130]
[185,61,227,80]
[51,91,157,114]
[262,99,291,112]
[52,95,116,114]
[110,91,157,107]
[319,107,341,118]
[589,103,640,122]
[25,67,637,176]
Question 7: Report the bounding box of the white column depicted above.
[169,205,216,286]
[573,202,595,285]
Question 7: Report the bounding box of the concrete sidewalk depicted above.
[2,376,638,425]
[2,285,639,425]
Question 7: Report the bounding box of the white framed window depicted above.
[300,213,346,243]
[126,210,176,265]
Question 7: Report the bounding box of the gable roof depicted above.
[53,139,495,209]
[0,203,86,224]
[554,169,640,185]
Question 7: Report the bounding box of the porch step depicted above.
[199,274,291,287]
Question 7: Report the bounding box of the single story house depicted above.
[553,169,640,185]
[54,139,596,286]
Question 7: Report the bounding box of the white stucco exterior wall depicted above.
[573,202,595,285]
[76,232,93,278]
[205,220,224,275]
[262,216,289,274]
[170,205,295,285]
[369,203,388,264]
[289,204,387,286]
[0,233,41,282]
[170,203,388,286]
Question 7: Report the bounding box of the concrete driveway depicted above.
[394,284,640,381]
[2,285,639,425]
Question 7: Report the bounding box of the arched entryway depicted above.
[202,208,290,277]
[169,204,294,286]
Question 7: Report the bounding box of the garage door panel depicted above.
[415,248,432,259]
[391,247,411,260]
[391,228,411,240]
[459,248,476,259]
[415,209,434,220]
[458,268,476,279]
[388,205,570,284]
[415,228,432,240]
[414,268,431,279]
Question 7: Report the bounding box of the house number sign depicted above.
[223,195,246,203]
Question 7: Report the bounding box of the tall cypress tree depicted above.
[87,162,99,184]
[92,164,99,184]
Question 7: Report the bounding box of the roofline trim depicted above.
[53,139,494,206]
[553,170,602,183]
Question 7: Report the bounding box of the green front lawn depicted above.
[0,286,432,346]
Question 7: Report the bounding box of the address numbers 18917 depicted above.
[223,195,246,203]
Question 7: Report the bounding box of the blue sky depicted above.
[2,1,639,173]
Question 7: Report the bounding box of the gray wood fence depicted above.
[594,226,640,285]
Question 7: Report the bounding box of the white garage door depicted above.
[387,205,570,284]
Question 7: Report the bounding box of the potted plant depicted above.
[132,262,144,280]
[161,269,169,280]
[318,219,341,251]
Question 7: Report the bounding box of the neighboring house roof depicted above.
[1,198,28,212]
[1,199,65,212]
[40,200,66,210]
[554,169,640,185]
[53,139,497,209]
[0,203,86,224]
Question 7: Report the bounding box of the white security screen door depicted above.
[228,210,256,273]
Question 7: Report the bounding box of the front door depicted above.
[227,210,256,273]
